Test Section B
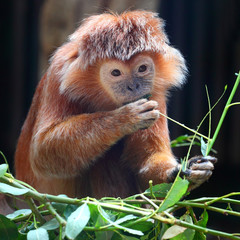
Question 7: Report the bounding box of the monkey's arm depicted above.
[123,116,216,190]
[139,153,216,191]
[29,99,159,178]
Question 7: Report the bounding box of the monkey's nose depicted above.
[127,82,140,92]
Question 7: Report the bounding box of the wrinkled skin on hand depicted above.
[169,156,217,190]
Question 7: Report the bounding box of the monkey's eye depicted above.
[111,69,121,77]
[138,65,147,72]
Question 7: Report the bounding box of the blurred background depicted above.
[0,0,239,234]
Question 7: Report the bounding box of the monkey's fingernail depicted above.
[202,156,217,163]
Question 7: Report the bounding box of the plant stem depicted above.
[11,210,49,223]
[45,202,66,226]
[163,217,240,240]
[206,71,240,155]
[0,152,10,173]
[25,197,46,225]
[205,86,212,154]
[176,202,240,217]
[158,112,210,141]
[205,192,240,206]
[140,194,158,209]
[227,102,240,108]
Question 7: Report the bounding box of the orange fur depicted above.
[15,11,187,198]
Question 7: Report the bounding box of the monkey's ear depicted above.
[155,45,188,89]
[50,42,79,71]
[48,42,84,97]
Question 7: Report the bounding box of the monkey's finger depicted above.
[139,100,158,113]
[134,98,148,105]
[140,109,160,120]
[201,156,217,164]
[187,170,212,182]
[190,161,215,171]
[188,156,217,167]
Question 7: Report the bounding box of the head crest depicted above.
[69,11,169,69]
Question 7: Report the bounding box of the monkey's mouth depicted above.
[123,93,152,105]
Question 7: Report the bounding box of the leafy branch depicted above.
[166,71,240,157]
[206,71,240,155]
[1,169,240,240]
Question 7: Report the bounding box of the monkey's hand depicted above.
[169,156,217,190]
[118,98,160,134]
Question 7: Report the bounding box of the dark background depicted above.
[0,0,240,233]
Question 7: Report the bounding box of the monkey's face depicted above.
[100,53,155,105]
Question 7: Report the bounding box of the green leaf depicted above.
[0,164,8,177]
[98,206,115,221]
[63,204,78,219]
[162,225,186,239]
[172,227,195,240]
[99,207,143,236]
[158,176,189,212]
[41,218,59,231]
[201,137,207,156]
[111,233,139,240]
[95,231,114,240]
[52,194,68,214]
[7,209,32,220]
[93,206,117,228]
[74,231,95,240]
[0,214,19,240]
[171,135,189,147]
[162,215,195,240]
[159,223,170,239]
[129,219,153,232]
[114,214,137,225]
[171,215,195,240]
[17,233,28,240]
[198,210,208,227]
[27,228,49,240]
[0,183,29,196]
[65,203,90,239]
[52,203,67,215]
[194,210,208,239]
[193,232,206,240]
[88,204,100,226]
[95,211,109,228]
[144,183,172,198]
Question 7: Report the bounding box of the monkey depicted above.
[14,10,216,199]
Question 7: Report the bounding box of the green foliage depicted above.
[144,182,171,198]
[0,164,8,176]
[0,169,240,240]
[0,214,19,240]
[66,203,90,239]
[27,228,49,240]
[158,176,189,213]
[0,183,29,196]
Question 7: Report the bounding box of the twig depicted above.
[206,71,240,155]
[25,197,46,225]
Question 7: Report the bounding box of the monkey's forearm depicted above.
[138,154,216,191]
[137,152,178,188]
[30,112,126,178]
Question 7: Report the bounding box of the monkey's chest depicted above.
[88,140,139,198]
